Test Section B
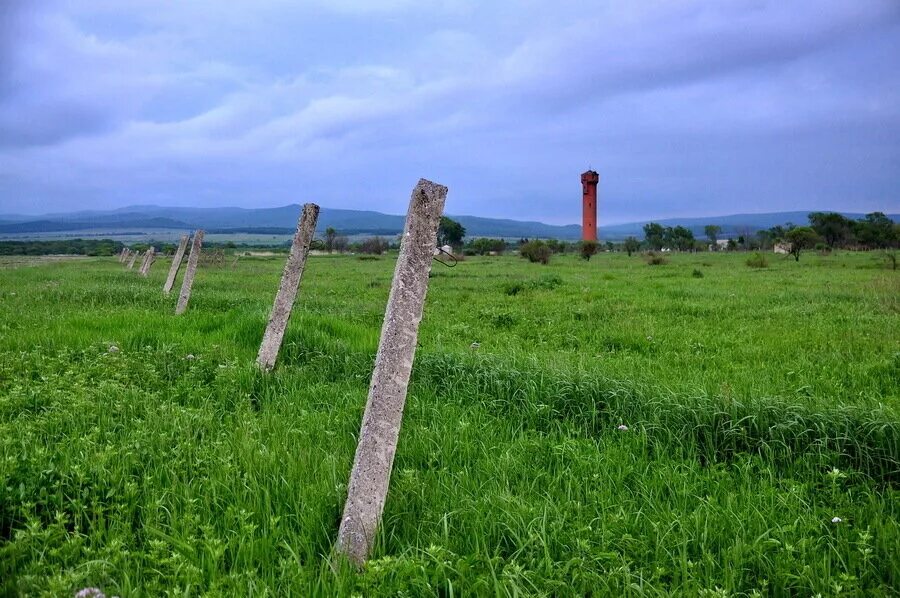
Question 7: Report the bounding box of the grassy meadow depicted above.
[0,250,898,596]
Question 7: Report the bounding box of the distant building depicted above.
[709,239,730,251]
[774,242,792,254]
[581,170,599,242]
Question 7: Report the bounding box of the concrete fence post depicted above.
[118,248,127,262]
[175,231,204,315]
[335,179,447,567]
[256,203,320,371]
[139,247,156,276]
[127,250,139,270]
[137,249,150,274]
[163,235,190,295]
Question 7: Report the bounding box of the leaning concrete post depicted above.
[139,247,156,277]
[336,179,447,567]
[175,231,204,315]
[137,248,151,275]
[127,250,139,270]
[256,203,320,371]
[138,251,147,272]
[163,235,190,295]
[118,248,127,262]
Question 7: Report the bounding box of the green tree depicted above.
[808,212,853,248]
[704,225,722,249]
[665,226,695,251]
[785,227,820,262]
[545,239,569,254]
[325,227,337,253]
[438,217,466,249]
[854,212,896,249]
[623,236,640,256]
[469,238,507,255]
[643,222,665,250]
[580,240,598,261]
[519,240,551,264]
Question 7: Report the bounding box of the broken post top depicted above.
[403,178,448,240]
[412,178,448,208]
[301,203,320,224]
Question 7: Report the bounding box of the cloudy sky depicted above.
[1,0,898,224]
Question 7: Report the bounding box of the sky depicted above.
[1,0,899,224]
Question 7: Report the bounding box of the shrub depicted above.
[520,241,552,264]
[478,308,518,329]
[746,253,768,268]
[469,238,507,255]
[646,252,668,266]
[546,239,569,254]
[579,240,599,261]
[532,274,563,290]
[503,282,526,296]
[358,237,389,255]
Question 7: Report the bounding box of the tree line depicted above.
[3,212,894,260]
[626,212,897,255]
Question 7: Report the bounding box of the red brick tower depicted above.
[581,169,599,242]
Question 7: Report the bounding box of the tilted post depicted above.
[256,203,320,371]
[137,248,151,275]
[336,179,447,566]
[139,247,156,276]
[175,231,204,315]
[127,250,139,270]
[163,235,190,295]
[118,248,127,262]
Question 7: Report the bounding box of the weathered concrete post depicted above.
[127,250,139,270]
[256,203,320,371]
[175,231,204,315]
[138,248,150,274]
[139,247,156,277]
[118,247,127,262]
[336,179,447,567]
[163,235,190,295]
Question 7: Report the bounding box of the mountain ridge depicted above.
[0,205,895,241]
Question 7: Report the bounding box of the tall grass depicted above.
[0,252,897,595]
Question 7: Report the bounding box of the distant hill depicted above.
[0,205,895,241]
[0,214,194,233]
[0,204,583,239]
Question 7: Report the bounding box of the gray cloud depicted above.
[0,0,898,221]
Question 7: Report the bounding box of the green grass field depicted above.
[1,251,898,596]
